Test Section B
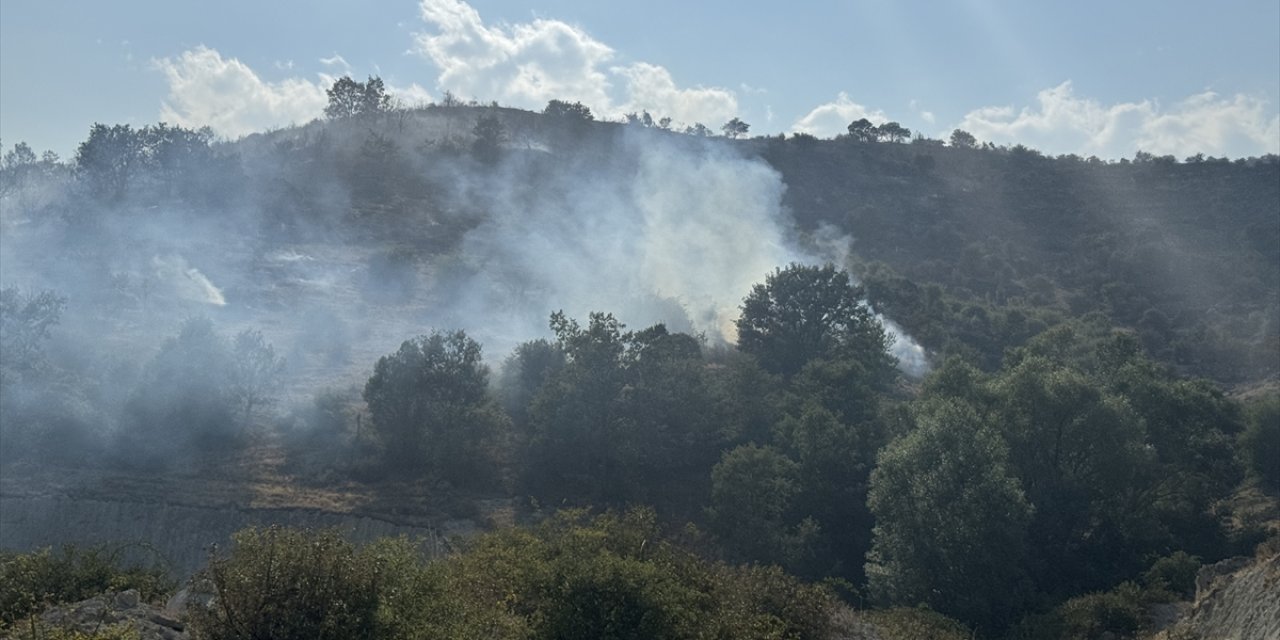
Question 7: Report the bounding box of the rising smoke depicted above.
[0,110,929,466]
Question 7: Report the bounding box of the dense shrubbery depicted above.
[1241,394,1280,491]
[189,527,419,640]
[186,512,835,640]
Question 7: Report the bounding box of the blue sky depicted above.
[2,0,1277,159]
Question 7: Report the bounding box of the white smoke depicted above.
[153,255,226,306]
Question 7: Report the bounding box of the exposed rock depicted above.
[1154,553,1280,640]
[31,590,187,640]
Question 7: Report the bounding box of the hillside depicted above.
[2,104,1278,638]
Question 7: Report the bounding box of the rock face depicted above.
[1160,553,1280,640]
[0,495,446,578]
[34,589,188,640]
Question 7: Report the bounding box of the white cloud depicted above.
[958,81,1280,158]
[388,82,434,108]
[413,0,736,126]
[909,99,935,125]
[612,63,736,127]
[319,54,351,73]
[790,92,888,138]
[155,46,327,138]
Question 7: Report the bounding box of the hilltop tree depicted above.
[75,123,144,200]
[685,123,713,137]
[949,128,978,148]
[324,75,392,119]
[722,117,750,138]
[847,118,877,142]
[875,121,911,143]
[543,99,594,122]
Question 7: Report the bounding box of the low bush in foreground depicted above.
[187,510,836,640]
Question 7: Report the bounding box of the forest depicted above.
[1,77,1278,639]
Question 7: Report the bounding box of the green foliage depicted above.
[736,263,894,379]
[1012,581,1146,640]
[440,508,836,640]
[324,75,392,119]
[1142,551,1201,599]
[497,339,565,429]
[363,330,507,483]
[228,329,286,425]
[0,546,170,627]
[1241,393,1280,491]
[524,313,720,507]
[706,444,800,563]
[121,317,240,463]
[865,399,1033,632]
[0,287,66,381]
[187,527,424,640]
[948,129,977,148]
[851,607,973,640]
[543,99,594,121]
[73,122,224,202]
[472,115,506,164]
[722,117,750,139]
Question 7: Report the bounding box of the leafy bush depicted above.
[187,526,427,640]
[1142,551,1201,599]
[1012,581,1146,640]
[1240,393,1280,491]
[186,527,430,637]
[0,545,171,627]
[439,508,836,640]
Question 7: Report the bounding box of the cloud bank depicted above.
[790,92,889,138]
[155,46,329,138]
[957,81,1280,158]
[412,0,737,126]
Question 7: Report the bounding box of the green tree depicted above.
[866,399,1033,632]
[543,99,595,121]
[736,263,894,378]
[188,527,421,640]
[74,123,143,200]
[122,317,239,463]
[324,75,392,119]
[229,329,286,426]
[363,330,506,483]
[722,117,750,139]
[0,287,65,382]
[525,313,718,505]
[471,114,506,164]
[875,121,911,143]
[949,128,977,148]
[1241,393,1280,491]
[847,118,877,142]
[497,339,565,430]
[706,444,801,563]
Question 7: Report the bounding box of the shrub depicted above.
[1142,551,1201,599]
[1241,394,1280,491]
[186,526,425,640]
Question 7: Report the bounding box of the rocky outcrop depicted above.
[1155,553,1280,640]
[9,589,189,640]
